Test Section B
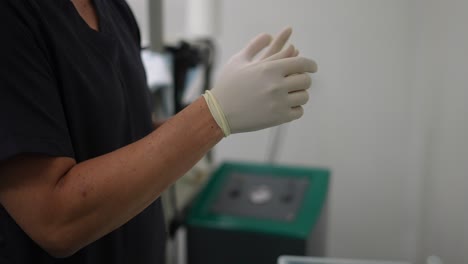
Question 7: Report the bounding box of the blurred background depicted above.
[126,0,468,264]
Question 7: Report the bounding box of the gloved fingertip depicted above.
[260,33,274,42]
[280,26,293,37]
[306,58,319,73]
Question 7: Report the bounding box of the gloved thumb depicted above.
[242,33,273,61]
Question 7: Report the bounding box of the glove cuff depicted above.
[202,90,231,137]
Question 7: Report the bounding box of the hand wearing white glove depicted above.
[203,27,318,136]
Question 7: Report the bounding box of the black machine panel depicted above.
[211,173,309,221]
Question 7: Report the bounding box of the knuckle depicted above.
[297,57,307,65]
[304,74,312,88]
[270,98,287,112]
[264,79,280,94]
[268,100,280,112]
[303,91,310,104]
[256,63,271,76]
[295,58,307,72]
[261,62,274,73]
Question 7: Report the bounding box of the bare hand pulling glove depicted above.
[203,27,318,136]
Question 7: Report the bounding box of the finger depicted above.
[260,27,293,60]
[262,44,296,62]
[288,90,309,107]
[284,73,312,92]
[268,57,318,76]
[242,33,273,61]
[289,106,305,120]
[293,49,300,57]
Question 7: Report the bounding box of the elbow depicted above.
[45,248,78,259]
[37,228,82,258]
[43,245,79,259]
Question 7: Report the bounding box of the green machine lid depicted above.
[186,161,330,239]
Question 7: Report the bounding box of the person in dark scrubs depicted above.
[0,0,317,263]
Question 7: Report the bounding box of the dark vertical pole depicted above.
[149,0,163,52]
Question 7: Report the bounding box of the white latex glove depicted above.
[203,28,317,136]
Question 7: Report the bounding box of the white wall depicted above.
[413,0,468,263]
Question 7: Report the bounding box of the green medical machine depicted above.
[186,162,330,264]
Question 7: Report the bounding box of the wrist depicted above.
[202,91,231,137]
[197,96,226,140]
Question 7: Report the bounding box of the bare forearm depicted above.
[50,97,223,255]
